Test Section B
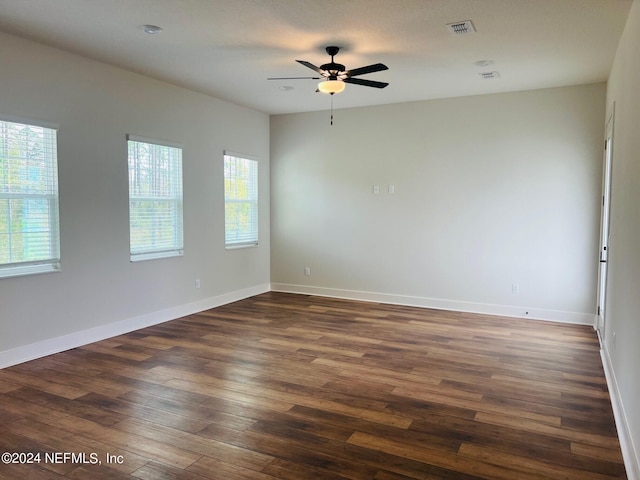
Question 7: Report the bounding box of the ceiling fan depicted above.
[269,46,389,94]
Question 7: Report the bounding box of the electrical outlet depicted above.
[373,185,379,195]
[512,283,520,295]
[388,184,395,194]
[195,279,201,288]
[304,267,311,276]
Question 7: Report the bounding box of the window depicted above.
[127,135,183,261]
[224,152,258,247]
[0,118,60,278]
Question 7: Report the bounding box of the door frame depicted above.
[596,103,615,338]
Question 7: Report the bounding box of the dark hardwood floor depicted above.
[0,292,626,479]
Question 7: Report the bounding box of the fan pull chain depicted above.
[330,94,334,126]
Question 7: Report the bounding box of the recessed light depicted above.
[141,24,163,35]
[474,60,493,67]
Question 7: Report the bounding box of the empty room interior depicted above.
[0,1,639,479]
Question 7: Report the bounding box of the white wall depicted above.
[271,84,605,323]
[602,0,640,476]
[0,32,270,365]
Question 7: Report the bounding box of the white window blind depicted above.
[127,135,183,261]
[0,119,60,278]
[224,152,258,247]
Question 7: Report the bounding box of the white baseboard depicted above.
[270,283,595,325]
[1,281,595,367]
[0,283,270,369]
[601,345,640,480]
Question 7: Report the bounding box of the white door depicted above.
[596,108,614,337]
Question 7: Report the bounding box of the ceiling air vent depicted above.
[478,71,500,79]
[447,20,476,35]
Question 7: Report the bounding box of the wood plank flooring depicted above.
[0,292,626,479]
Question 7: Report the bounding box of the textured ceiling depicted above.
[0,0,632,114]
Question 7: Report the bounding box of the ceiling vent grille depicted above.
[478,71,500,79]
[447,20,476,35]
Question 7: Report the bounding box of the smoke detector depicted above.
[447,20,476,35]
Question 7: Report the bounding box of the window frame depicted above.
[127,134,184,262]
[223,151,259,249]
[0,115,61,279]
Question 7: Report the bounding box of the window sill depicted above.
[130,250,184,262]
[225,243,258,251]
[0,262,62,279]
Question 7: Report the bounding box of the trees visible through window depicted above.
[224,152,258,247]
[127,135,183,261]
[0,118,60,278]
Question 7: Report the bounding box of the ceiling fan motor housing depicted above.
[320,63,346,75]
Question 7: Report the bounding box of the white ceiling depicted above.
[0,0,632,115]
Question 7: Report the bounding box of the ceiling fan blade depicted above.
[268,76,321,80]
[296,60,325,75]
[343,77,389,89]
[346,63,388,77]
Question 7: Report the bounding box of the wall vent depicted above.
[447,20,476,35]
[478,71,500,79]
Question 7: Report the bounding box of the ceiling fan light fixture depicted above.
[317,79,346,94]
